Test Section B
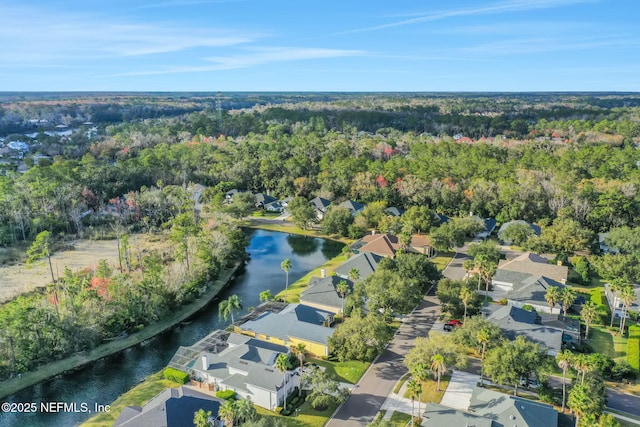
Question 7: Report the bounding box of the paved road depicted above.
[326,295,441,426]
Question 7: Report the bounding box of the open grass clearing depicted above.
[255,400,338,427]
[589,326,628,362]
[81,371,181,427]
[430,251,455,272]
[307,358,370,384]
[388,411,412,426]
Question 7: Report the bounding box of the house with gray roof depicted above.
[178,332,297,410]
[497,220,542,244]
[498,253,568,284]
[604,283,640,321]
[254,193,277,208]
[471,215,497,239]
[490,269,564,314]
[485,305,565,355]
[337,199,365,215]
[235,304,335,356]
[422,387,557,427]
[384,207,404,217]
[113,386,222,427]
[309,196,331,219]
[300,275,353,314]
[334,252,383,281]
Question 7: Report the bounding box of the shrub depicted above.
[498,298,508,305]
[163,367,190,384]
[216,390,237,400]
[521,304,535,312]
[275,406,283,415]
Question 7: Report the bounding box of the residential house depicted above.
[604,283,640,320]
[422,387,557,427]
[300,274,354,314]
[254,193,277,208]
[434,212,449,225]
[384,207,404,217]
[171,331,297,410]
[490,270,565,314]
[224,189,248,201]
[498,253,568,284]
[264,200,285,212]
[337,199,365,215]
[484,305,578,356]
[471,214,497,239]
[113,386,222,427]
[234,304,334,357]
[334,252,383,281]
[598,233,620,254]
[309,196,331,220]
[497,220,542,245]
[351,232,436,258]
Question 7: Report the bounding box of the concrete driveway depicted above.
[439,370,481,410]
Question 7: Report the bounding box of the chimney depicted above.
[321,269,326,278]
[201,354,208,370]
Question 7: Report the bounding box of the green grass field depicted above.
[589,326,628,362]
[255,400,339,427]
[308,358,370,384]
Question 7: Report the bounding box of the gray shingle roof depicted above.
[421,403,492,427]
[113,386,222,427]
[493,270,564,308]
[309,196,331,213]
[486,306,563,354]
[334,252,383,281]
[470,387,558,427]
[300,276,353,311]
[240,307,334,345]
[498,253,568,283]
[384,207,404,217]
[337,199,365,214]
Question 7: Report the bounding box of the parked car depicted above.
[446,319,463,327]
[443,324,454,332]
[519,377,540,389]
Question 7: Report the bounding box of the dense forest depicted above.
[1,92,640,380]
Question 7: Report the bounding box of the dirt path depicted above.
[0,235,169,303]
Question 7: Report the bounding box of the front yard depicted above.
[255,400,338,427]
[588,326,628,362]
[307,358,370,384]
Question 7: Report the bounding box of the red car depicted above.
[446,319,463,327]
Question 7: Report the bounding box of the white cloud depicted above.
[336,0,596,35]
[117,46,365,76]
[0,4,254,65]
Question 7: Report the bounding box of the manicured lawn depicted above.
[81,372,181,427]
[404,375,450,404]
[308,358,370,384]
[589,326,628,362]
[274,253,350,303]
[431,251,455,272]
[255,400,338,427]
[389,410,413,426]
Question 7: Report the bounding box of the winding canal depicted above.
[0,229,344,427]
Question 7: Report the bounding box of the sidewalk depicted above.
[381,380,420,420]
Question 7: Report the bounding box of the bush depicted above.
[521,304,535,312]
[537,384,561,406]
[275,406,283,415]
[163,367,190,384]
[611,360,636,382]
[498,298,508,305]
[216,390,237,400]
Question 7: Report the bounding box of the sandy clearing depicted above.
[0,235,171,303]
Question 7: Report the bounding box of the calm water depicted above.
[0,230,344,427]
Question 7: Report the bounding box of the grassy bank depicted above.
[0,262,241,400]
[245,218,355,245]
[81,371,181,427]
[275,252,350,303]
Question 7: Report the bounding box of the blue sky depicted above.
[1,0,638,91]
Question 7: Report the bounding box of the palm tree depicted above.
[557,350,573,413]
[234,398,256,424]
[193,409,213,427]
[460,287,476,321]
[276,353,290,410]
[475,254,497,301]
[281,258,292,299]
[219,294,242,324]
[292,343,306,396]
[560,287,576,317]
[545,286,562,313]
[580,301,599,339]
[406,379,421,426]
[462,259,475,282]
[219,400,236,427]
[430,354,447,392]
[259,289,273,302]
[349,268,360,282]
[619,284,635,335]
[336,280,350,315]
[609,279,625,327]
[477,327,491,386]
[572,353,589,385]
